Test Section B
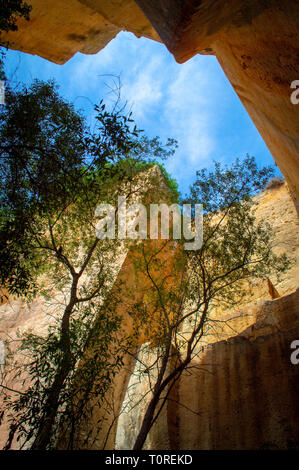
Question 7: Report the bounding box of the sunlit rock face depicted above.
[0,165,174,450]
[1,0,160,64]
[114,182,299,450]
[115,344,170,450]
[175,289,299,450]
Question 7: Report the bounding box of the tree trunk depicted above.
[133,390,161,450]
[133,347,171,450]
[30,363,70,450]
[30,294,76,450]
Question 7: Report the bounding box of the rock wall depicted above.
[1,0,160,64]
[0,181,298,450]
[115,183,299,450]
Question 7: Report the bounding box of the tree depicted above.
[0,0,31,36]
[117,156,291,450]
[0,0,31,79]
[0,77,177,449]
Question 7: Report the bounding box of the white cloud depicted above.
[66,33,223,192]
[158,56,219,190]
[122,54,164,119]
[6,31,274,197]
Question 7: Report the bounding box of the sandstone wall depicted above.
[114,290,299,450]
[2,1,298,211]
[199,182,299,347]
[175,288,299,450]
[151,183,299,450]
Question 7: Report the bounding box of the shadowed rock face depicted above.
[2,1,298,213]
[127,289,299,450]
[135,0,281,61]
[174,289,299,450]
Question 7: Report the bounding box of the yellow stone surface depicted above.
[0,181,298,449]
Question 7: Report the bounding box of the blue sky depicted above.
[4,31,278,196]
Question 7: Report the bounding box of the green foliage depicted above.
[0,0,31,37]
[181,155,291,310]
[0,73,178,449]
[0,79,177,300]
[185,155,274,212]
[156,163,180,202]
